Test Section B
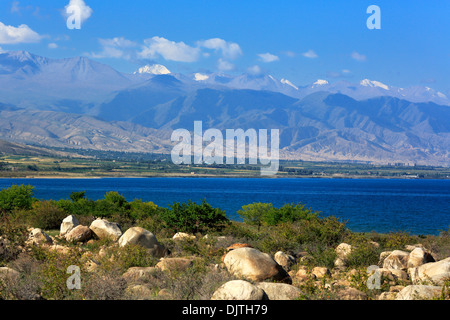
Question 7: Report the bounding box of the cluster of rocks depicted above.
[3,215,450,301]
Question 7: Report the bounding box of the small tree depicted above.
[237,203,275,230]
[0,184,35,213]
[69,191,86,202]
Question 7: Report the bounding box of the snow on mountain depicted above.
[360,79,389,90]
[134,64,171,75]
[194,73,209,81]
[280,78,299,90]
[313,79,329,86]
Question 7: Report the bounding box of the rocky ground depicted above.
[1,214,449,300]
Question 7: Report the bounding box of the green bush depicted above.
[237,202,319,229]
[237,203,274,230]
[0,185,34,213]
[161,200,230,234]
[31,200,67,230]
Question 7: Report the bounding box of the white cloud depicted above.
[87,37,137,60]
[64,0,93,24]
[351,51,367,62]
[302,49,318,59]
[217,58,235,71]
[247,65,262,75]
[284,51,296,58]
[48,42,58,49]
[11,1,20,14]
[198,38,242,60]
[139,36,200,62]
[258,52,279,63]
[0,22,43,44]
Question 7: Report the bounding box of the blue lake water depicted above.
[0,178,449,235]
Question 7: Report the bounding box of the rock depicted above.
[274,251,296,271]
[405,244,424,251]
[0,267,19,282]
[407,248,435,268]
[295,266,311,282]
[47,244,72,255]
[312,267,331,279]
[335,243,353,260]
[126,285,153,300]
[256,282,302,300]
[378,292,397,300]
[396,285,442,300]
[371,268,409,282]
[334,258,347,269]
[338,288,367,300]
[408,257,450,285]
[223,247,291,283]
[226,243,253,251]
[84,260,99,273]
[122,267,158,283]
[0,236,10,256]
[27,228,53,246]
[156,258,193,272]
[60,215,79,237]
[390,285,406,292]
[173,232,196,241]
[211,280,267,300]
[378,251,393,267]
[382,250,410,270]
[89,218,122,241]
[65,225,92,243]
[118,227,167,258]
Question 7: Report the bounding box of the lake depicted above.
[0,177,449,235]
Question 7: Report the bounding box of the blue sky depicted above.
[0,0,449,91]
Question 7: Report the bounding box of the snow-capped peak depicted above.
[280,78,299,90]
[194,73,209,81]
[360,79,389,90]
[134,64,171,75]
[313,79,329,86]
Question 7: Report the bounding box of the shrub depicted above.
[264,202,317,226]
[161,200,230,234]
[0,184,34,213]
[237,203,274,230]
[31,200,67,230]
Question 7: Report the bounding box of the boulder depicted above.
[295,266,311,282]
[338,287,367,300]
[126,285,153,300]
[156,258,193,272]
[211,280,267,300]
[65,225,92,243]
[122,267,158,283]
[118,227,167,258]
[226,243,253,251]
[173,232,196,241]
[407,248,435,268]
[223,247,291,283]
[382,250,410,270]
[370,268,409,282]
[312,267,331,279]
[378,292,397,300]
[408,257,450,285]
[378,251,393,267]
[274,251,296,271]
[396,285,442,300]
[0,267,19,282]
[89,218,122,241]
[335,243,353,260]
[60,215,79,237]
[27,228,53,246]
[256,282,302,300]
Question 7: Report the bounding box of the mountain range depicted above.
[0,50,448,166]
